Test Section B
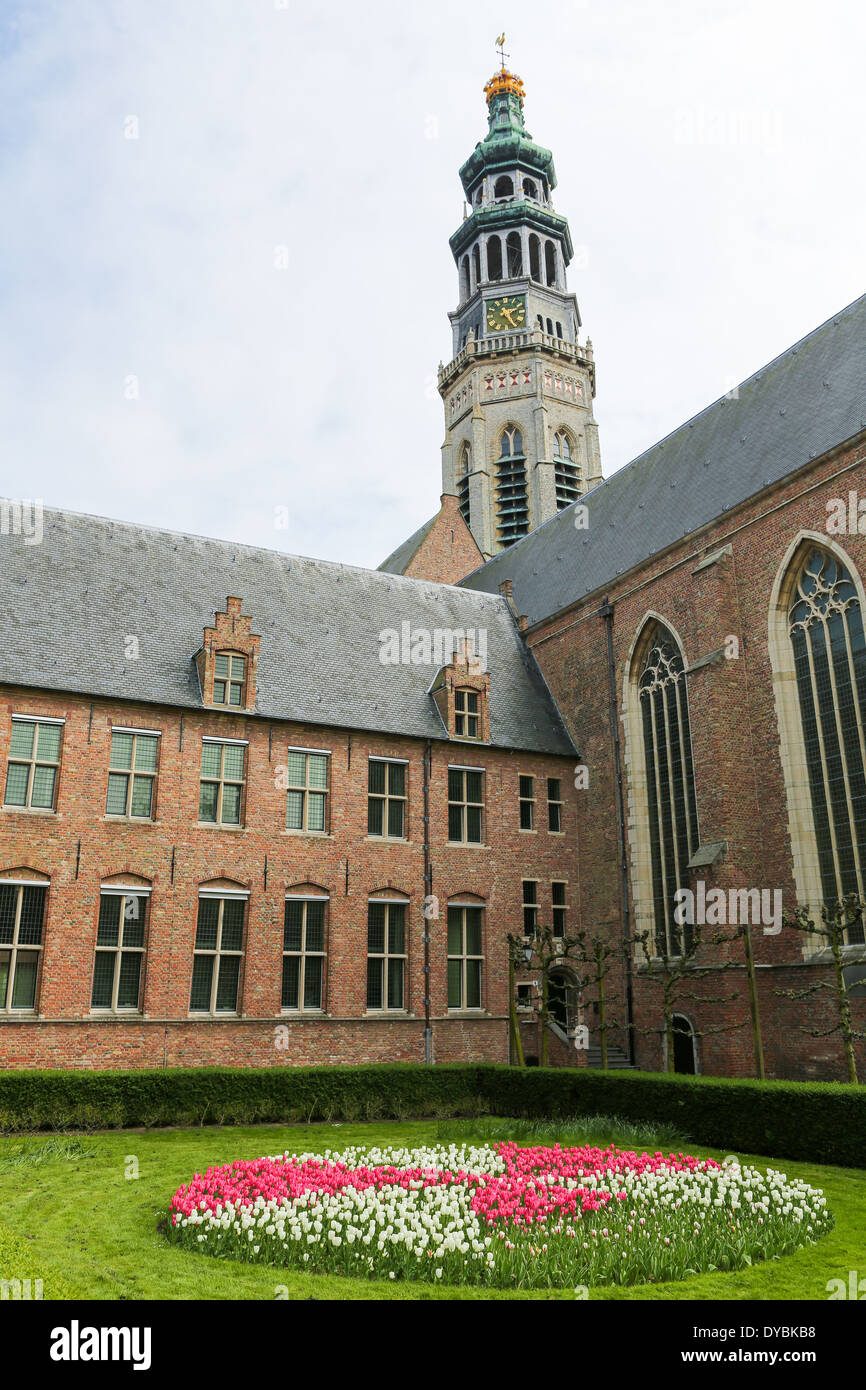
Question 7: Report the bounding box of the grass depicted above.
[0,1116,861,1301]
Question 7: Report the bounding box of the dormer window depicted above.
[455,688,480,739]
[213,653,246,707]
[195,598,260,712]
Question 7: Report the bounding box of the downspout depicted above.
[423,738,433,1064]
[600,596,635,1065]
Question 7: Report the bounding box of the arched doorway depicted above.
[671,1014,696,1074]
[548,972,569,1031]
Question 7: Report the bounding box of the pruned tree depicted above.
[631,924,745,1074]
[776,895,866,1084]
[507,925,587,1067]
[565,930,629,1069]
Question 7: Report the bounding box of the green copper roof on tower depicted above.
[458,56,557,196]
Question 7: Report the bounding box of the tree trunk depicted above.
[742,923,766,1080]
[831,929,859,1085]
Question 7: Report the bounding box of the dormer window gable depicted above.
[429,636,491,743]
[195,597,261,713]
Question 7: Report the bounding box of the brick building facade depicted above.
[0,533,576,1070]
[2,60,865,1080]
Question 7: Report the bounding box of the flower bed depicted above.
[167,1142,833,1288]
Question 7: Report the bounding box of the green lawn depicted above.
[0,1118,861,1301]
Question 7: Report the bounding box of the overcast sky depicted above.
[1,0,864,570]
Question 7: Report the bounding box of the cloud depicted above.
[0,0,864,568]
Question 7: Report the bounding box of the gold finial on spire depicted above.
[484,35,525,105]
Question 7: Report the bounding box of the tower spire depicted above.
[437,54,603,557]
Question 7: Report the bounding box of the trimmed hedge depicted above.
[0,1064,863,1167]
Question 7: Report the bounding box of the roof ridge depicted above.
[460,287,866,587]
[21,501,506,605]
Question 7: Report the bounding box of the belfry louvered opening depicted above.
[457,441,472,527]
[496,426,529,546]
[553,430,579,510]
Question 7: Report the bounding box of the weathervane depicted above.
[495,32,509,69]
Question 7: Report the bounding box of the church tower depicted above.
[438,51,603,559]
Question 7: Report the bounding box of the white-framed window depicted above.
[552,881,567,938]
[199,739,246,826]
[368,758,407,839]
[454,688,481,739]
[522,880,538,935]
[547,777,563,832]
[213,653,246,707]
[190,893,247,1013]
[4,717,64,811]
[91,889,148,1010]
[516,982,535,1011]
[106,730,160,818]
[282,895,327,1011]
[285,749,330,833]
[519,774,535,829]
[448,766,484,843]
[0,881,47,1012]
[366,899,407,1010]
[447,902,484,1009]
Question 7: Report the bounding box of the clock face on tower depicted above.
[486,295,527,332]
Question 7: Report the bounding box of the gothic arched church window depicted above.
[635,623,700,956]
[787,546,866,939]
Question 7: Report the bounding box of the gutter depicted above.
[600,595,635,1064]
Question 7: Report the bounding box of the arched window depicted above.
[545,241,557,287]
[460,255,470,301]
[472,242,481,288]
[457,442,471,527]
[553,429,579,510]
[528,234,541,282]
[546,317,554,336]
[486,236,503,282]
[634,623,700,956]
[784,546,866,938]
[496,427,529,546]
[523,177,538,200]
[494,174,513,199]
[506,231,522,277]
[555,321,563,339]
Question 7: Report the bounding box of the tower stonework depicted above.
[438,62,603,560]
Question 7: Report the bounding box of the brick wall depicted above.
[400,495,483,585]
[527,435,866,1081]
[0,689,576,1069]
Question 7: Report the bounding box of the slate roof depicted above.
[0,508,575,756]
[377,514,436,575]
[461,292,866,625]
